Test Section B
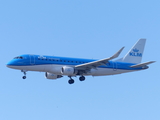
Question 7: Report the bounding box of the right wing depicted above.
[75,47,125,70]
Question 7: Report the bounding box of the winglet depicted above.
[109,47,125,60]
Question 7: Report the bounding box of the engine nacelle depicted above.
[45,72,63,80]
[61,66,77,76]
[48,66,62,75]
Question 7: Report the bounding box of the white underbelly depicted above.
[86,68,134,76]
[9,64,135,76]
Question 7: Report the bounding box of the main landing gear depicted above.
[68,76,86,84]
[21,70,27,79]
[79,76,85,81]
[68,76,74,84]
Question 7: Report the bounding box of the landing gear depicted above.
[22,76,26,79]
[68,76,86,84]
[68,79,74,84]
[21,70,27,79]
[79,76,85,81]
[68,76,75,84]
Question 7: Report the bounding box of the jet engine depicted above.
[45,72,63,80]
[61,66,77,76]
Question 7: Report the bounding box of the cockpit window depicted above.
[14,56,24,59]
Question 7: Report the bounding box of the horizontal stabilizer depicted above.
[130,61,156,68]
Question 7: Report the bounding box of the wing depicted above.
[75,47,124,70]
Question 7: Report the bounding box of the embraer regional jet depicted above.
[7,39,155,84]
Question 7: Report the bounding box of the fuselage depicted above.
[6,54,146,76]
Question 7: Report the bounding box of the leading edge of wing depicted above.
[75,47,125,70]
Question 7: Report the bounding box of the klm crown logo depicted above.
[129,48,142,57]
[133,48,139,52]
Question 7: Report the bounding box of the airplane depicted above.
[6,39,155,84]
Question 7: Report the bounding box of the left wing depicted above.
[75,47,124,70]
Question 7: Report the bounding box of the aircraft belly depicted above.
[26,65,45,71]
[87,68,116,76]
[87,68,135,76]
[46,65,63,74]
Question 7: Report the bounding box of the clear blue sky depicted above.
[0,0,159,120]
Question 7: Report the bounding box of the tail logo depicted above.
[129,48,142,57]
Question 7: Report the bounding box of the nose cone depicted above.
[6,60,15,68]
[6,62,11,68]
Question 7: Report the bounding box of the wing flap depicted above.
[130,61,156,68]
[75,47,124,70]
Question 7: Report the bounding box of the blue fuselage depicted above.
[7,54,144,73]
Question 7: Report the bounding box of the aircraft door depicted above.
[113,62,117,71]
[30,55,35,65]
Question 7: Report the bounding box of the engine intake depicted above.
[45,72,63,80]
[61,66,77,76]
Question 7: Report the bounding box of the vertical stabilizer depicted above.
[122,39,146,63]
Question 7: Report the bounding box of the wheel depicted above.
[68,79,74,84]
[22,76,26,79]
[79,76,85,81]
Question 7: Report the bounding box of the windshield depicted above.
[14,56,24,59]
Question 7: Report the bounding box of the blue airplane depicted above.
[6,39,155,84]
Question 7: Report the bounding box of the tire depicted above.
[22,76,26,79]
[68,79,74,84]
[79,76,85,81]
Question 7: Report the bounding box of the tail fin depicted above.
[122,39,146,63]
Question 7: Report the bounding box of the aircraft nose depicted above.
[6,65,11,68]
[6,61,14,68]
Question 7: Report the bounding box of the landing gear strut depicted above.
[79,76,85,81]
[68,76,74,84]
[21,70,27,79]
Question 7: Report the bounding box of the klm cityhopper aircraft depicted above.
[7,39,155,84]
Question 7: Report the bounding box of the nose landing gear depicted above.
[21,70,27,79]
[22,76,26,79]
